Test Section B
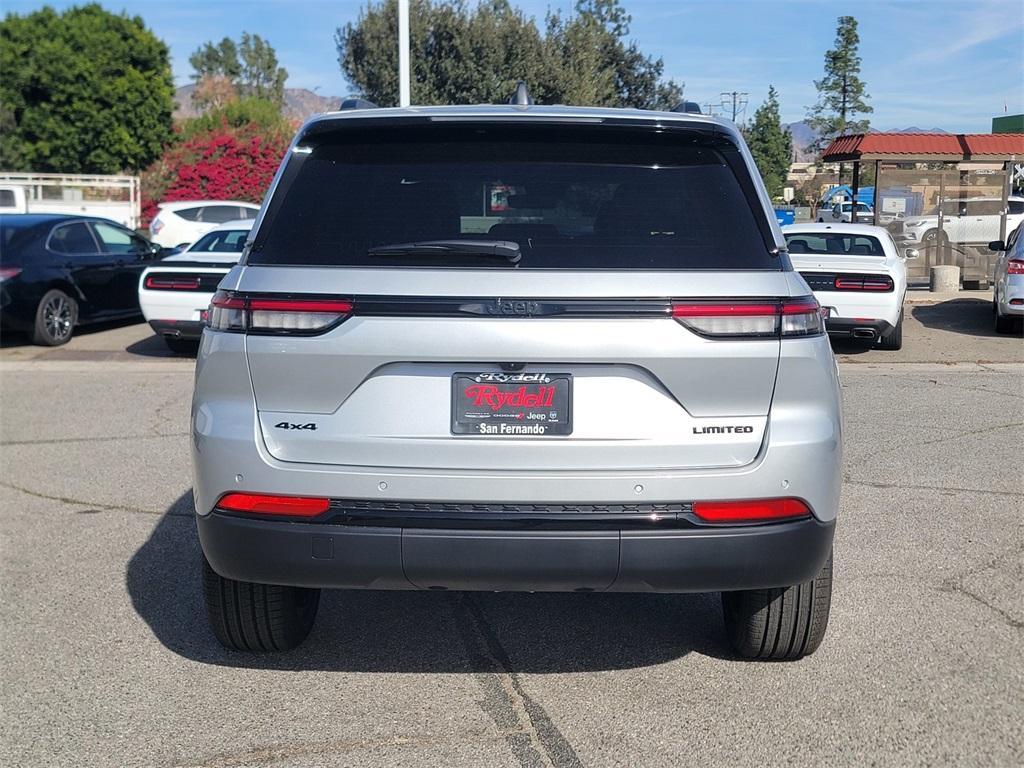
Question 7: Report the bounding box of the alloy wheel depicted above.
[42,294,73,342]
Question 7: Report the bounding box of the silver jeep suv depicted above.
[192,104,842,659]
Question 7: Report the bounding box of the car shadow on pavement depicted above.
[0,316,145,348]
[127,490,732,672]
[123,334,198,359]
[911,298,1005,338]
[829,339,873,356]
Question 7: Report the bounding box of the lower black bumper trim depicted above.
[198,512,835,593]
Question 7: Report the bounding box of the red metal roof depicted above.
[821,132,1024,161]
[963,134,1024,156]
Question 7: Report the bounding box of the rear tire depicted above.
[995,310,1020,335]
[721,549,833,660]
[877,310,903,350]
[163,337,199,354]
[202,557,320,652]
[31,288,77,346]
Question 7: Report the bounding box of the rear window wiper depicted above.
[367,239,521,265]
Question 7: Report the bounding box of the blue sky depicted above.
[5,0,1023,131]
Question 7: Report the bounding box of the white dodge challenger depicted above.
[138,219,254,353]
[782,223,911,350]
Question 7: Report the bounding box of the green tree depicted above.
[190,33,287,105]
[189,37,242,82]
[744,86,793,199]
[335,0,682,109]
[178,97,292,141]
[806,15,872,156]
[0,4,174,173]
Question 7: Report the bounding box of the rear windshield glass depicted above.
[249,124,774,270]
[188,229,249,253]
[785,232,885,256]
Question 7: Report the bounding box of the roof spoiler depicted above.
[671,101,702,114]
[339,98,379,111]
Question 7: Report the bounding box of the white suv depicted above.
[149,200,260,248]
[898,196,1024,247]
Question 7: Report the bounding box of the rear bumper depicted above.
[997,279,1024,316]
[198,511,835,592]
[149,319,205,340]
[825,317,894,339]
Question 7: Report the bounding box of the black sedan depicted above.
[0,214,173,345]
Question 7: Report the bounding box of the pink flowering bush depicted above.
[141,121,290,227]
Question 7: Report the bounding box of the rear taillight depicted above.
[150,217,163,235]
[1007,259,1024,275]
[671,297,824,338]
[693,498,812,524]
[144,275,201,291]
[834,275,894,291]
[0,267,22,282]
[216,492,330,517]
[208,291,353,334]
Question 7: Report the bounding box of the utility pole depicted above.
[719,91,749,122]
[398,0,410,107]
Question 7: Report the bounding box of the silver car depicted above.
[992,223,1024,334]
[192,104,842,659]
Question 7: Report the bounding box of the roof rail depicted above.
[339,98,379,111]
[671,101,702,114]
[508,81,533,106]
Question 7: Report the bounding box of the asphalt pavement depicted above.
[1,297,1021,767]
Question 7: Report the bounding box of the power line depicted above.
[719,91,749,122]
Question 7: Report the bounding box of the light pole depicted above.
[398,0,410,107]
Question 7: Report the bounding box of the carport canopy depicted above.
[819,133,1024,227]
[821,132,1024,163]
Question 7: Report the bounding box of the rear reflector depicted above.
[671,297,824,338]
[1007,259,1024,275]
[209,291,353,334]
[693,498,811,524]
[144,275,202,291]
[0,267,22,282]
[217,492,330,517]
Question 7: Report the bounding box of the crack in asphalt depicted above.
[939,549,1024,630]
[941,583,1024,630]
[149,389,191,437]
[0,479,191,518]
[843,477,1022,499]
[870,369,1023,400]
[847,419,1024,462]
[174,733,501,768]
[2,432,189,446]
[456,595,583,768]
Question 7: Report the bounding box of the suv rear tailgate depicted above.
[240,267,790,472]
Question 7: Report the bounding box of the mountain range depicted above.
[173,85,343,122]
[783,121,950,161]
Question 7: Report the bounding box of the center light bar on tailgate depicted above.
[208,291,824,338]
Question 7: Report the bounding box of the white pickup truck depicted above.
[0,173,141,230]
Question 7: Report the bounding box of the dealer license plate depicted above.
[451,372,572,436]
